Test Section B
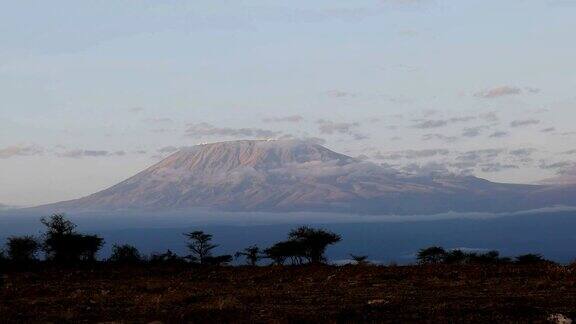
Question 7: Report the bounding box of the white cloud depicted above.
[185,123,281,139]
[475,86,523,98]
[510,119,540,127]
[58,149,126,158]
[262,115,304,123]
[0,145,44,159]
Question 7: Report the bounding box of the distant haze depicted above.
[3,208,576,264]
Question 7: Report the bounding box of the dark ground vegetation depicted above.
[2,264,576,323]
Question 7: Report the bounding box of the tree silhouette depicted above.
[235,245,262,266]
[109,244,141,264]
[443,249,467,264]
[0,252,5,289]
[288,226,341,264]
[467,250,510,264]
[417,246,446,264]
[204,255,233,266]
[6,236,40,264]
[149,250,185,265]
[263,243,286,265]
[41,214,76,236]
[264,227,341,265]
[41,214,104,263]
[515,253,547,264]
[264,240,303,265]
[350,254,369,265]
[184,231,217,265]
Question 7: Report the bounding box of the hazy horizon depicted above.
[2,1,576,206]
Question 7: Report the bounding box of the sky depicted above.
[1,0,576,206]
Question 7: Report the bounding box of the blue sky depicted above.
[1,0,576,205]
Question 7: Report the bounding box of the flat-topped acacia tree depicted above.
[184,231,217,265]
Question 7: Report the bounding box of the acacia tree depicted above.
[264,227,341,265]
[265,240,307,265]
[41,214,104,263]
[288,226,341,264]
[235,245,262,266]
[264,242,288,265]
[184,231,217,265]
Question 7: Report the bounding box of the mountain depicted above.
[0,203,16,210]
[538,172,576,186]
[40,140,574,215]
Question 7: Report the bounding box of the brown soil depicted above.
[2,264,576,323]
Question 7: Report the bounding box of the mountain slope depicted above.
[41,140,571,215]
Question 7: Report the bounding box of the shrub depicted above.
[443,249,467,264]
[349,254,370,265]
[0,252,5,288]
[204,255,233,266]
[0,249,7,267]
[149,250,186,265]
[6,236,40,264]
[420,248,511,265]
[515,253,548,265]
[417,246,446,264]
[467,250,510,264]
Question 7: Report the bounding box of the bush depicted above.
[417,246,446,264]
[109,244,141,264]
[466,250,511,264]
[6,236,40,264]
[417,247,512,265]
[349,254,369,265]
[0,249,7,267]
[443,249,467,264]
[515,253,548,265]
[204,255,233,266]
[149,250,186,265]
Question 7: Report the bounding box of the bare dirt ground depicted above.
[2,264,576,323]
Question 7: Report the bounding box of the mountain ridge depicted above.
[38,139,573,215]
